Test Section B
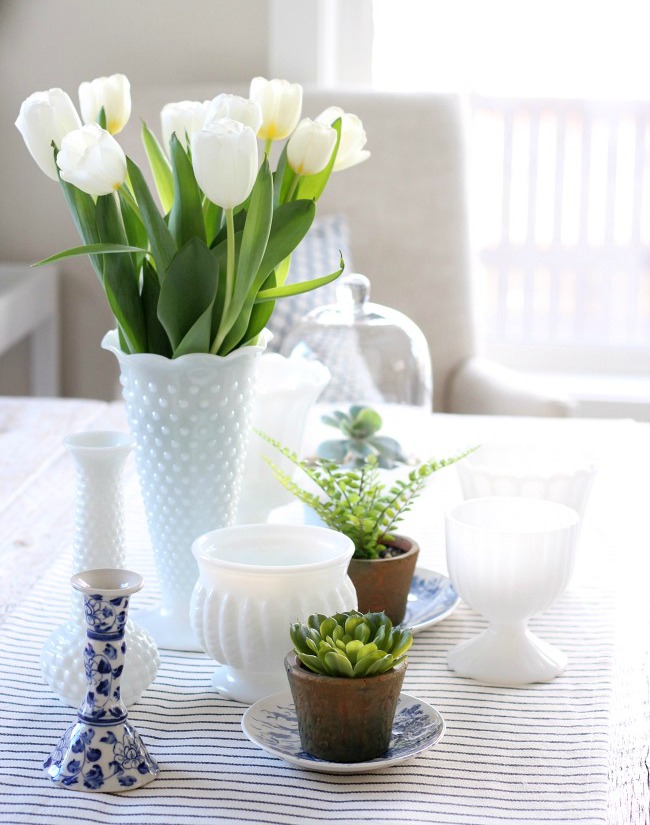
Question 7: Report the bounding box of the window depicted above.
[371,0,650,387]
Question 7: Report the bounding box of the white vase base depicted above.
[211,665,289,705]
[447,625,567,686]
[133,605,200,652]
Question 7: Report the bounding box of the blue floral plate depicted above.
[405,567,460,634]
[241,691,445,773]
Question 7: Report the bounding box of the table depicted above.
[0,397,648,824]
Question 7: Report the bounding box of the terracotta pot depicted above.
[347,535,419,624]
[284,653,407,762]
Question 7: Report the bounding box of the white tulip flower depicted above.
[286,118,337,176]
[78,73,131,135]
[204,94,262,135]
[191,119,258,210]
[316,106,371,171]
[15,88,82,181]
[249,77,302,142]
[56,123,127,197]
[160,100,209,153]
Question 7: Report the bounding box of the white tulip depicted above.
[249,77,302,141]
[204,94,262,135]
[191,119,258,210]
[286,118,337,176]
[15,88,82,180]
[78,73,131,135]
[316,106,370,171]
[56,123,127,197]
[160,100,209,153]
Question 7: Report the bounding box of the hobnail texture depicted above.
[103,330,268,650]
[190,524,358,703]
[40,431,159,707]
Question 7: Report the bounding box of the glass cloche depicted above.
[280,273,433,413]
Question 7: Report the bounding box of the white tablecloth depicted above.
[0,400,648,824]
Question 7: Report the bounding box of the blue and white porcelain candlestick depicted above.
[44,569,159,792]
[40,431,159,707]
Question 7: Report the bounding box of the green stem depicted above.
[285,174,301,202]
[264,138,273,157]
[210,207,235,355]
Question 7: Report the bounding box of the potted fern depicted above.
[285,610,413,762]
[261,433,473,623]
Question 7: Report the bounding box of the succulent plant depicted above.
[316,405,407,469]
[260,431,475,559]
[290,611,413,678]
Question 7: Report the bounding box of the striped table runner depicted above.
[0,542,613,825]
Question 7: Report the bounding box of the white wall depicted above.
[0,0,269,398]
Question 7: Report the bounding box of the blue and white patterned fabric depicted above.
[265,213,351,353]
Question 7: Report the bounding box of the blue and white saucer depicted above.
[242,691,445,773]
[405,567,460,634]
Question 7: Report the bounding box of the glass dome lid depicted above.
[280,273,433,411]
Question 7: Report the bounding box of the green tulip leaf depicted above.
[158,237,219,355]
[127,156,176,280]
[168,134,206,248]
[203,199,224,247]
[226,159,273,325]
[141,120,174,214]
[33,242,148,267]
[57,175,102,279]
[95,193,147,354]
[255,254,344,302]
[141,257,172,357]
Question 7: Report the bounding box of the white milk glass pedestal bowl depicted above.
[235,352,329,524]
[446,497,579,686]
[190,524,357,704]
[456,444,596,523]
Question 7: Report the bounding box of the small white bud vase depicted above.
[102,329,268,651]
[190,524,358,704]
[40,431,159,707]
[44,568,159,792]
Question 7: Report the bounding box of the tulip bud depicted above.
[286,118,337,176]
[15,88,82,180]
[316,106,370,172]
[56,123,127,196]
[78,73,131,135]
[249,77,302,141]
[160,100,209,153]
[204,94,262,135]
[191,119,258,210]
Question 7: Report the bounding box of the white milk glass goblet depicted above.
[446,496,579,686]
[456,443,596,523]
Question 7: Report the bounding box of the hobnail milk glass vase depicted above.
[102,329,268,651]
[44,568,159,792]
[40,431,159,707]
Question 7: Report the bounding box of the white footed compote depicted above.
[44,569,159,792]
[235,352,329,524]
[190,524,357,703]
[456,443,596,524]
[40,431,159,707]
[446,496,579,686]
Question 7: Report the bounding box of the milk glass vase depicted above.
[103,329,269,651]
[40,431,159,707]
[190,523,357,703]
